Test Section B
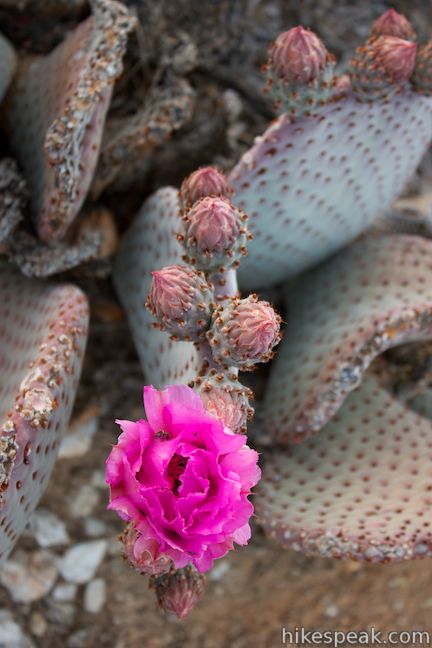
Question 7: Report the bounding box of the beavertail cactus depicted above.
[0,263,88,565]
[4,0,135,242]
[112,166,281,616]
[257,373,432,562]
[230,11,432,289]
[265,234,432,444]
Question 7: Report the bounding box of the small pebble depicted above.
[59,540,107,584]
[0,551,58,603]
[52,583,78,603]
[29,611,47,638]
[29,509,70,548]
[0,610,35,648]
[324,604,339,619]
[83,517,108,538]
[84,578,107,614]
[69,485,99,518]
[59,410,99,459]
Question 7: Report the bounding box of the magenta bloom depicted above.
[106,384,260,573]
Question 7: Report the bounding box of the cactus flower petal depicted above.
[106,384,260,574]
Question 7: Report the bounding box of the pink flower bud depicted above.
[412,42,432,96]
[180,167,233,211]
[269,26,331,84]
[180,197,249,272]
[195,372,254,434]
[371,9,416,41]
[208,294,282,370]
[151,565,205,619]
[121,523,174,576]
[371,35,417,81]
[146,265,213,340]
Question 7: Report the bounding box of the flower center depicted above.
[167,453,189,494]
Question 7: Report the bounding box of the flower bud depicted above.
[372,36,417,81]
[350,35,417,101]
[265,26,338,118]
[195,371,254,434]
[179,197,249,272]
[180,167,233,212]
[121,523,174,576]
[412,42,432,96]
[269,26,330,84]
[151,565,205,619]
[146,264,213,340]
[207,294,282,370]
[371,9,416,41]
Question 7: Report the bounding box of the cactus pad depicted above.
[113,187,199,387]
[265,235,432,444]
[0,159,27,243]
[230,92,432,289]
[4,0,135,242]
[256,374,432,562]
[0,263,88,565]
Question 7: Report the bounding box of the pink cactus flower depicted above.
[371,9,416,41]
[106,384,260,574]
[269,26,331,84]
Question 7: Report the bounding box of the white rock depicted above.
[68,485,99,518]
[83,517,108,538]
[0,551,58,603]
[59,541,107,584]
[29,611,47,638]
[209,560,230,581]
[0,610,36,648]
[46,601,76,627]
[324,604,339,619]
[84,578,106,613]
[59,414,98,459]
[29,509,70,548]
[91,470,107,489]
[52,583,78,603]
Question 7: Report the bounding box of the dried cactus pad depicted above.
[230,92,432,289]
[113,187,199,387]
[4,0,135,242]
[0,264,89,565]
[265,234,432,444]
[257,374,432,562]
[0,33,16,104]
